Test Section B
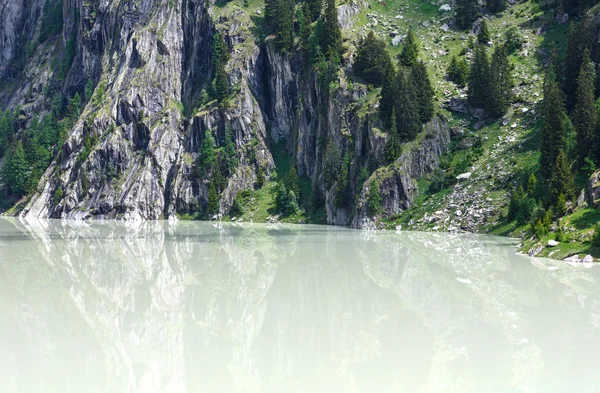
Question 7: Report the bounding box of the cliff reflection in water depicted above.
[1,218,600,393]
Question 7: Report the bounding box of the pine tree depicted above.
[447,55,469,87]
[487,44,513,117]
[550,150,575,209]
[286,166,300,199]
[275,180,288,213]
[213,33,230,104]
[306,0,323,22]
[379,63,396,125]
[410,60,435,123]
[321,0,342,56]
[275,0,294,52]
[207,181,220,216]
[468,44,490,108]
[573,49,597,165]
[384,112,402,162]
[486,0,505,13]
[354,31,392,86]
[527,172,538,196]
[65,92,81,125]
[540,74,566,179]
[0,110,14,158]
[197,130,216,178]
[367,179,383,216]
[224,124,237,174]
[455,0,478,30]
[564,21,594,110]
[477,19,490,44]
[395,69,421,142]
[1,141,29,197]
[399,28,419,68]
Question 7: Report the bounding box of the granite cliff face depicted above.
[0,0,450,227]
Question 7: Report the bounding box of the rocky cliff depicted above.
[0,0,449,227]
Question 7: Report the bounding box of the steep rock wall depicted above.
[0,0,450,225]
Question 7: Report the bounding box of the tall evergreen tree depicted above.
[379,63,396,125]
[486,0,505,13]
[275,0,294,52]
[468,44,490,108]
[306,0,323,22]
[395,69,421,142]
[367,180,383,216]
[487,44,513,117]
[410,60,435,123]
[1,140,29,197]
[213,33,230,103]
[447,55,469,87]
[455,0,478,30]
[550,150,575,209]
[564,21,594,110]
[354,31,392,86]
[477,19,490,45]
[399,28,419,67]
[540,74,567,179]
[197,130,217,178]
[0,110,14,158]
[573,49,597,165]
[207,181,220,216]
[384,112,402,162]
[321,0,342,56]
[286,166,300,199]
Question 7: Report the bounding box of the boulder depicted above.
[586,170,600,207]
[456,172,472,180]
[528,243,543,256]
[392,35,403,46]
[440,4,452,11]
[547,239,559,247]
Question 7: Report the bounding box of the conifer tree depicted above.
[573,49,597,165]
[224,124,237,174]
[411,60,435,123]
[540,74,566,179]
[395,69,421,142]
[564,21,594,110]
[354,31,392,86]
[1,141,29,197]
[399,28,419,68]
[367,180,383,216]
[275,0,294,52]
[447,55,469,87]
[306,0,323,22]
[527,172,538,196]
[550,150,575,208]
[384,112,402,162]
[477,19,490,45]
[275,181,288,213]
[213,33,230,103]
[0,110,14,158]
[197,130,216,178]
[455,0,478,30]
[487,44,513,117]
[286,167,300,199]
[379,63,396,125]
[486,0,505,13]
[468,44,490,108]
[321,0,342,56]
[207,181,220,216]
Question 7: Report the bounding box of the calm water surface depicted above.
[1,218,599,393]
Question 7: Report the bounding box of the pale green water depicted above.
[1,218,599,393]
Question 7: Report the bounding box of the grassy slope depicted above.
[204,0,598,260]
[349,0,599,260]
